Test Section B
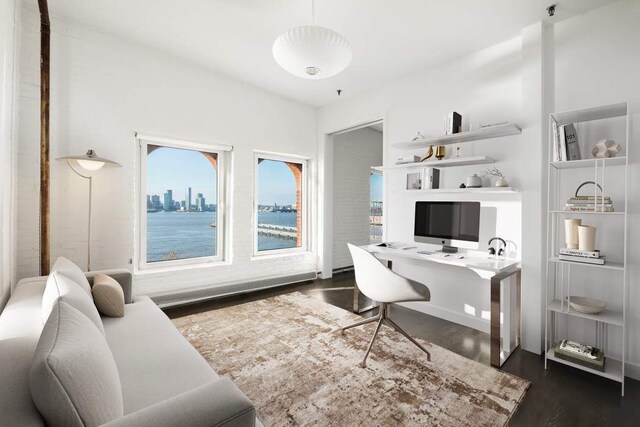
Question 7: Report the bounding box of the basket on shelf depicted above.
[564,181,614,212]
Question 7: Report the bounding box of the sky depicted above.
[370,172,383,201]
[147,148,298,205]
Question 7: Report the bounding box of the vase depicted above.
[465,174,482,188]
[578,225,597,251]
[435,145,446,160]
[564,219,582,249]
[495,176,509,187]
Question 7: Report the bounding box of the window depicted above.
[254,153,308,254]
[370,171,383,243]
[137,135,230,269]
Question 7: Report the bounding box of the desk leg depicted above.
[490,268,521,368]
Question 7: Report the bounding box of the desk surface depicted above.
[362,244,519,274]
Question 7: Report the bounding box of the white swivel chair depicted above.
[337,244,432,368]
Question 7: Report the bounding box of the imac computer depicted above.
[414,201,481,253]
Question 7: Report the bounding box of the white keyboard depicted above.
[417,250,437,255]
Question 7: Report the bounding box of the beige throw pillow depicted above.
[92,274,125,317]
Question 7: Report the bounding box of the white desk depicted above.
[357,245,521,368]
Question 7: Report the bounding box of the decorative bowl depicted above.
[566,296,606,314]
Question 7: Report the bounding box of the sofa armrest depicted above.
[85,269,133,304]
[101,378,255,427]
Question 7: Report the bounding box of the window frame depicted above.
[136,134,231,270]
[253,151,309,257]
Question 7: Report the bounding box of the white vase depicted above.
[578,225,597,251]
[564,219,582,249]
[495,176,509,187]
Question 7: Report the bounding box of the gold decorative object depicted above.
[435,145,446,160]
[421,145,434,162]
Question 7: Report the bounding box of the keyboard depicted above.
[417,250,437,255]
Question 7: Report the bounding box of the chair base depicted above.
[335,303,432,368]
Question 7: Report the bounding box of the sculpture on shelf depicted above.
[435,145,446,160]
[421,145,434,162]
[591,139,621,158]
[481,167,508,187]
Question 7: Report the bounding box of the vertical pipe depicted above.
[38,0,51,275]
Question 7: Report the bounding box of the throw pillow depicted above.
[42,272,106,336]
[50,256,92,295]
[30,299,124,427]
[92,274,125,318]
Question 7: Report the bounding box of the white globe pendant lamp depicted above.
[273,1,352,79]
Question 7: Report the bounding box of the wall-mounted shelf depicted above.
[407,187,519,194]
[373,155,493,171]
[393,122,521,149]
[550,156,626,170]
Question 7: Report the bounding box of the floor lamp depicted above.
[57,150,121,271]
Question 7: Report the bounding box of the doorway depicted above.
[331,122,384,272]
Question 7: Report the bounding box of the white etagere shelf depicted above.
[544,102,630,395]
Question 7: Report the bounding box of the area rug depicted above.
[173,292,529,426]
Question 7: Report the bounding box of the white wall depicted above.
[0,0,18,310]
[332,127,382,270]
[15,6,317,296]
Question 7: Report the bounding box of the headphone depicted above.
[488,237,506,257]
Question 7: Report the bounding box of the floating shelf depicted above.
[373,155,493,171]
[551,102,627,126]
[548,257,624,271]
[549,211,625,216]
[393,122,521,149]
[407,187,519,194]
[546,349,623,383]
[547,299,623,326]
[550,156,626,169]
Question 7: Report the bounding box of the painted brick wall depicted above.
[15,6,317,296]
[332,128,382,269]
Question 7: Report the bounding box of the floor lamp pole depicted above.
[67,160,92,271]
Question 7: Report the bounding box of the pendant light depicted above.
[272,0,352,79]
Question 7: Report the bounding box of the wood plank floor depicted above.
[165,272,640,426]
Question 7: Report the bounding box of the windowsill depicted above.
[250,250,313,261]
[135,259,232,275]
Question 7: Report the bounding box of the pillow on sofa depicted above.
[42,272,105,336]
[92,274,125,317]
[30,299,123,427]
[50,256,92,295]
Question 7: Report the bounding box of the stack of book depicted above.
[396,155,421,165]
[552,123,581,162]
[564,195,614,212]
[559,248,606,265]
[554,339,605,372]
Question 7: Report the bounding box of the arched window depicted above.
[137,135,229,269]
[255,154,307,253]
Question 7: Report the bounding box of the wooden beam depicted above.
[38,0,50,275]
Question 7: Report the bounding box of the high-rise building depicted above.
[196,193,205,211]
[163,190,173,211]
[185,187,192,211]
[151,194,161,210]
[146,194,151,209]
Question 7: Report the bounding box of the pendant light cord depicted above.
[312,0,315,25]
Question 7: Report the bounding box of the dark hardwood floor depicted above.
[165,271,640,426]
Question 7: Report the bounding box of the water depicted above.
[146,211,298,262]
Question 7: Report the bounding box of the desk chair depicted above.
[337,244,432,368]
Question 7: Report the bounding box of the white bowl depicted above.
[566,296,606,314]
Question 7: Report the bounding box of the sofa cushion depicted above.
[42,272,105,336]
[102,296,218,414]
[50,256,92,295]
[30,299,124,426]
[92,274,125,317]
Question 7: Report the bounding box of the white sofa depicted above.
[0,260,259,426]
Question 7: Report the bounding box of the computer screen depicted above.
[414,201,481,245]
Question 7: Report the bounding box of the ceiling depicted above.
[43,0,616,107]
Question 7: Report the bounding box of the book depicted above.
[563,206,614,212]
[570,195,611,201]
[554,340,605,372]
[552,121,560,162]
[558,254,606,265]
[559,248,600,258]
[564,124,581,161]
[559,124,567,161]
[396,155,421,164]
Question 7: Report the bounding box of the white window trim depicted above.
[252,151,310,257]
[135,133,232,271]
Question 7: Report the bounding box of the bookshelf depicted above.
[544,102,629,396]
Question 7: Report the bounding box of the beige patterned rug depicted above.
[173,292,529,426]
